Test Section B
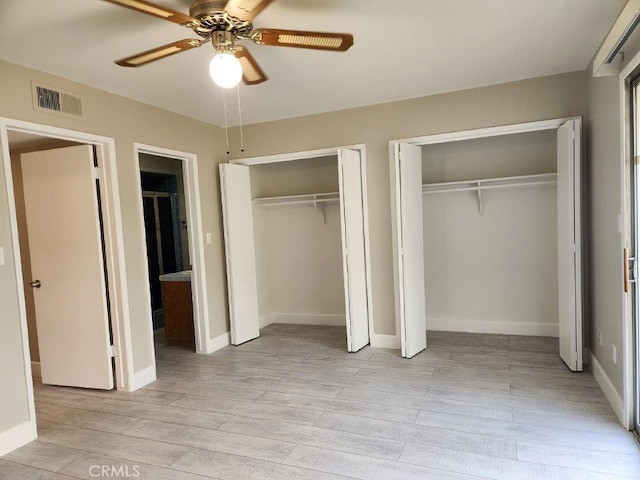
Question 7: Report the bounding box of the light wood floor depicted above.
[2,324,639,480]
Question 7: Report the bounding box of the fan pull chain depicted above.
[222,88,230,155]
[236,84,245,153]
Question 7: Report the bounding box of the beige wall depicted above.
[251,156,344,321]
[249,155,339,198]
[233,71,589,336]
[0,155,31,433]
[0,60,229,436]
[587,73,626,396]
[0,58,594,443]
[421,130,557,183]
[422,133,558,335]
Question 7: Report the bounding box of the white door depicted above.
[21,145,114,389]
[219,163,260,345]
[338,149,370,352]
[393,143,427,358]
[557,118,583,371]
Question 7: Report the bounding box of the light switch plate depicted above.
[206,233,212,245]
[0,247,4,266]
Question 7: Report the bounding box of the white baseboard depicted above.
[203,331,231,354]
[127,365,156,392]
[0,420,37,456]
[427,318,559,337]
[589,351,626,427]
[370,333,400,349]
[260,313,346,328]
[30,362,41,379]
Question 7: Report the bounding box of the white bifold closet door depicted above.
[392,143,427,358]
[219,163,260,345]
[21,145,114,389]
[338,149,370,352]
[557,118,583,372]
[220,152,370,351]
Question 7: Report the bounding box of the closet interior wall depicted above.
[250,156,346,328]
[422,130,560,336]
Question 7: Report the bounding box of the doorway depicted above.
[390,118,584,367]
[133,144,211,356]
[0,124,133,393]
[220,146,374,352]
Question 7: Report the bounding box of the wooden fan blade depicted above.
[116,39,204,67]
[252,29,354,52]
[223,0,274,22]
[103,0,199,28]
[235,47,268,85]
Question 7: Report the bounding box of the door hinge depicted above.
[107,344,115,358]
[92,166,101,180]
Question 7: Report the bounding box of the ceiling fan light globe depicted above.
[209,52,243,88]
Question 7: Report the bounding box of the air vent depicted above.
[32,82,84,119]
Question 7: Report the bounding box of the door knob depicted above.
[29,280,41,289]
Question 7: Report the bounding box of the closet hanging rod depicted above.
[422,173,557,195]
[423,180,557,195]
[253,192,340,207]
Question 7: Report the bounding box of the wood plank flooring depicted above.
[2,325,639,479]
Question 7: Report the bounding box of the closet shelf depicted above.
[422,173,557,215]
[253,192,340,223]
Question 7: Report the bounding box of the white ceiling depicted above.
[0,0,627,127]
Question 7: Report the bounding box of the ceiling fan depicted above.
[103,0,354,88]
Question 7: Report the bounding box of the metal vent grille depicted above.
[32,83,84,119]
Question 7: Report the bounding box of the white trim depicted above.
[427,319,559,337]
[0,420,37,456]
[133,143,212,360]
[590,351,627,428]
[230,144,365,166]
[204,331,231,354]
[92,139,134,392]
[392,118,569,147]
[128,365,157,391]
[30,362,41,378]
[358,145,376,347]
[260,313,347,328]
[370,334,401,349]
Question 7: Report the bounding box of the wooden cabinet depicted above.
[160,272,195,348]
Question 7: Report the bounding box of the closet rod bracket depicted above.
[477,181,484,215]
[313,197,327,224]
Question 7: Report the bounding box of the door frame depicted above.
[0,118,134,400]
[388,117,582,354]
[620,53,640,431]
[134,143,211,355]
[229,144,375,347]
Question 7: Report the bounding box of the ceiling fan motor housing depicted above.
[190,0,252,36]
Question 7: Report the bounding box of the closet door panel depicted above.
[557,119,583,371]
[394,143,427,358]
[339,149,370,352]
[219,163,260,345]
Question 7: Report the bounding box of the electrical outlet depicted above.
[0,247,4,266]
[597,329,602,346]
[612,345,617,364]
